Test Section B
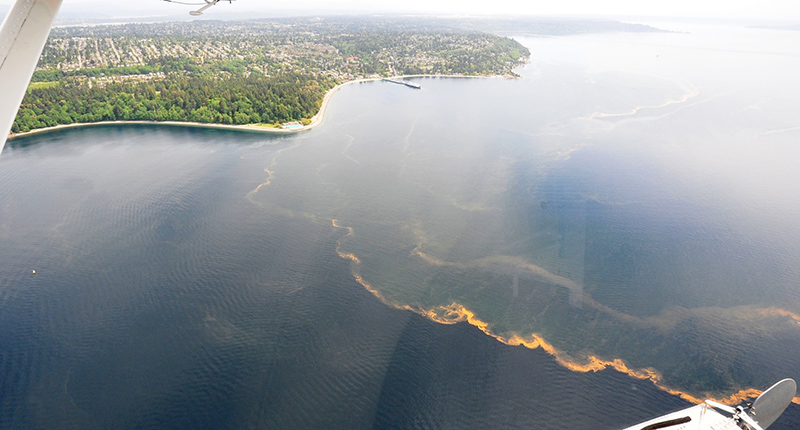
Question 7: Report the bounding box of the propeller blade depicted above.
[739,412,766,430]
[706,399,738,415]
[751,378,797,429]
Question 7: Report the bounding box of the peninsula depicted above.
[11,17,531,136]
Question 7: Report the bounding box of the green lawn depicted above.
[28,81,60,91]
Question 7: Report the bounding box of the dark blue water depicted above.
[0,124,689,429]
[3,26,800,429]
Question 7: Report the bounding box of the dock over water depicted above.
[383,78,422,89]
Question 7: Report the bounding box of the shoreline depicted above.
[7,73,521,141]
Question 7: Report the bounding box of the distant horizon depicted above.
[1,0,800,25]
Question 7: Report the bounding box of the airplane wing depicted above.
[0,0,63,154]
[625,379,797,430]
[623,404,740,430]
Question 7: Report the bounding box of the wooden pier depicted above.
[383,78,422,89]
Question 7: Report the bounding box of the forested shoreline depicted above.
[15,74,332,133]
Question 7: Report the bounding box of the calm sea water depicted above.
[2,24,800,429]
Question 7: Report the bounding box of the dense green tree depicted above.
[14,73,334,133]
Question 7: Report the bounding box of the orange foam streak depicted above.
[421,303,795,406]
[422,303,700,403]
[332,220,417,313]
[414,250,446,267]
[333,220,800,407]
[758,308,800,326]
[247,167,275,199]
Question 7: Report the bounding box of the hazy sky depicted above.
[0,0,798,22]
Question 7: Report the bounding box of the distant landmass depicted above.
[444,17,668,35]
[750,24,800,31]
[13,16,664,135]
